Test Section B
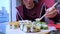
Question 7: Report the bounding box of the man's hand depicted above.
[45,7,58,18]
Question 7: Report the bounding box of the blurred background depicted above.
[0,0,60,34]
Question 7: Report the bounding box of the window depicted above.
[0,0,11,34]
[0,0,11,23]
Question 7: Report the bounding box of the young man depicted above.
[16,0,60,23]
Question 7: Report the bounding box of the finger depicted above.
[52,8,57,11]
[49,9,57,15]
[46,8,56,13]
[46,9,57,15]
[45,12,57,18]
[46,7,55,12]
[45,10,57,18]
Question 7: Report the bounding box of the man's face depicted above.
[23,0,34,7]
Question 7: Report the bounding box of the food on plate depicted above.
[36,21,48,30]
[9,21,20,29]
[42,25,48,30]
[41,22,48,30]
[23,24,32,32]
[33,26,41,32]
[9,20,48,33]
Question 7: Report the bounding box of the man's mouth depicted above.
[27,3,32,6]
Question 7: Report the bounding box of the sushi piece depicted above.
[9,21,20,29]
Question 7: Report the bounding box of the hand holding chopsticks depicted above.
[35,2,58,21]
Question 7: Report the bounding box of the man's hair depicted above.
[19,0,23,5]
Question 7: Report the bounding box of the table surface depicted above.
[6,24,57,34]
[0,22,8,33]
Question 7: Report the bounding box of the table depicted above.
[0,22,8,34]
[6,24,57,34]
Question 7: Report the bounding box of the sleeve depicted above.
[38,0,55,8]
[43,0,55,8]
